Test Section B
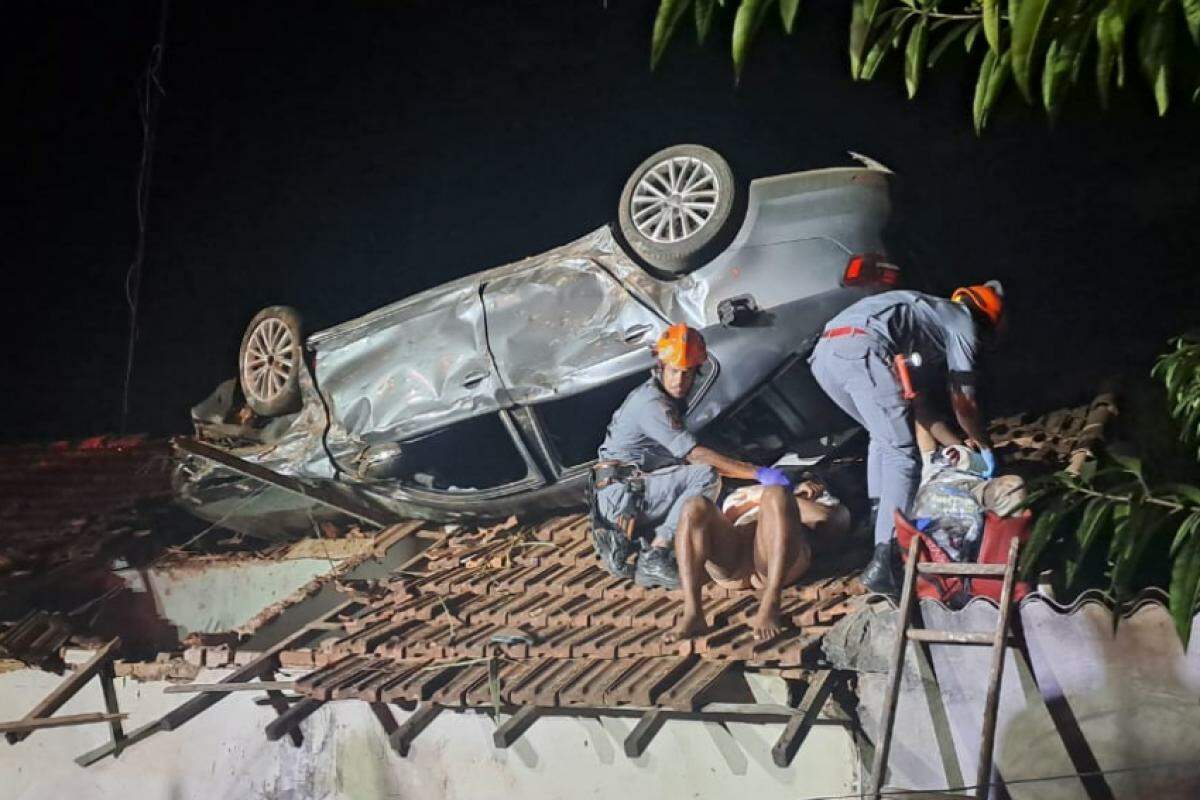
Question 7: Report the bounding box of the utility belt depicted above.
[591,460,642,491]
[589,460,645,538]
[821,326,921,402]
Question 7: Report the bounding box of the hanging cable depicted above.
[120,0,170,433]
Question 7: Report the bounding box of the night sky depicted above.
[5,1,1198,442]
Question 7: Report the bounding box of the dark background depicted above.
[4,1,1198,442]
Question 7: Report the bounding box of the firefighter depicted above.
[591,324,790,589]
[808,281,1005,594]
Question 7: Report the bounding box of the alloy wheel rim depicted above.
[242,317,295,403]
[630,156,720,244]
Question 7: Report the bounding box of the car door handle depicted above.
[622,324,652,343]
[461,371,488,388]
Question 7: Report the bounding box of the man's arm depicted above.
[685,445,759,480]
[949,385,990,449]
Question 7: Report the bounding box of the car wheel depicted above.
[238,305,304,417]
[617,144,742,275]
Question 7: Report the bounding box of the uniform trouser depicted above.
[810,335,919,545]
[594,463,721,545]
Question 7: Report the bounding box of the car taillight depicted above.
[842,254,900,287]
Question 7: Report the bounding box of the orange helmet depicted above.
[655,324,707,369]
[952,280,1005,327]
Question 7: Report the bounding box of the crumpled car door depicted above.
[310,281,510,444]
[481,256,666,404]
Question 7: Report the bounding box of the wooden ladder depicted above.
[869,536,1020,800]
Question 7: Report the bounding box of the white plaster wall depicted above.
[0,667,860,800]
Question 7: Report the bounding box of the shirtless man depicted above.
[667,479,850,642]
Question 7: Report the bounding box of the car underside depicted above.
[174,146,899,538]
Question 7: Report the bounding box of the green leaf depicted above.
[780,0,801,34]
[1161,482,1200,507]
[1041,38,1069,119]
[1110,452,1148,490]
[1111,503,1174,605]
[860,10,911,81]
[864,0,881,25]
[905,15,929,98]
[1171,511,1200,556]
[1169,527,1200,647]
[964,20,984,53]
[1042,15,1091,119]
[1019,501,1062,579]
[1067,498,1115,587]
[983,0,1001,52]
[1011,0,1052,103]
[973,48,1011,134]
[850,0,869,78]
[1182,0,1200,45]
[652,0,695,69]
[928,20,971,68]
[732,0,776,81]
[1138,0,1175,116]
[695,0,717,44]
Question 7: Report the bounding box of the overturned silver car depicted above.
[176,145,900,536]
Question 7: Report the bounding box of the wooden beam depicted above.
[265,699,324,742]
[6,637,121,744]
[75,721,165,767]
[390,704,441,757]
[975,538,1020,799]
[0,712,128,734]
[917,563,1007,577]
[369,703,398,737]
[98,663,126,757]
[261,669,302,747]
[253,695,304,706]
[75,600,358,767]
[771,670,836,768]
[373,520,426,557]
[158,599,356,733]
[906,629,995,645]
[163,681,296,694]
[492,706,539,749]
[623,709,667,758]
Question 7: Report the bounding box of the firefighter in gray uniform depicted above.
[591,324,790,589]
[809,282,1006,594]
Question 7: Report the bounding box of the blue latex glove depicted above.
[979,448,996,479]
[755,466,791,488]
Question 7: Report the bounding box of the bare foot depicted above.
[751,603,784,641]
[665,610,710,643]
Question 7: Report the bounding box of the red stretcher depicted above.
[893,509,1034,605]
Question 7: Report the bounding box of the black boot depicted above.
[861,541,900,597]
[634,545,680,590]
[590,519,637,579]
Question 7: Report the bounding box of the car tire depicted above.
[238,305,304,417]
[617,144,742,276]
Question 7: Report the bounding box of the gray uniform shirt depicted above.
[822,290,980,384]
[597,378,698,471]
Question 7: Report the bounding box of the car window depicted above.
[393,413,531,491]
[533,373,647,470]
[532,361,716,472]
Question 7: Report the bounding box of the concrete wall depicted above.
[0,666,860,800]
